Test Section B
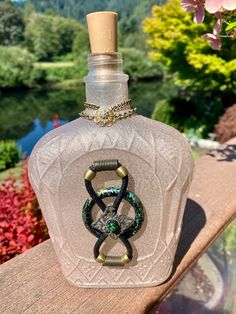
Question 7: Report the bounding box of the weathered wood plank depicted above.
[1,139,236,314]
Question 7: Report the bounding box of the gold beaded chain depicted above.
[79,99,137,127]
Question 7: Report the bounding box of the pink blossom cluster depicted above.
[0,162,48,264]
[181,0,236,49]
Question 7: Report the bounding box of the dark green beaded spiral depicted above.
[82,187,144,239]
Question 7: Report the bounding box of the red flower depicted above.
[0,161,49,264]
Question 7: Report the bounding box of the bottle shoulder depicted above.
[30,115,189,154]
[29,115,193,180]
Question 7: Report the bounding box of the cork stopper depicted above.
[86,11,118,53]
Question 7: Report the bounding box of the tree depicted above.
[0,1,24,45]
[24,13,83,60]
[143,0,236,95]
[22,0,165,50]
[23,1,36,20]
[72,27,90,57]
[0,46,44,88]
[119,47,163,80]
[54,17,83,54]
[143,0,236,136]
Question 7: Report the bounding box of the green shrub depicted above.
[0,46,45,88]
[72,29,90,57]
[0,1,24,46]
[75,51,88,78]
[41,47,163,84]
[152,96,222,137]
[0,140,19,171]
[42,64,83,83]
[151,99,177,127]
[143,0,236,136]
[120,47,163,80]
[52,53,75,62]
[143,0,236,95]
[25,13,83,60]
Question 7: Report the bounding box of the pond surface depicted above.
[0,80,173,155]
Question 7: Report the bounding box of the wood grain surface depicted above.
[1,139,236,314]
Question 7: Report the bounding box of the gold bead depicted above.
[116,166,128,178]
[102,255,124,267]
[84,169,96,181]
[96,253,106,264]
[121,254,131,264]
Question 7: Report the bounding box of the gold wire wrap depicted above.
[79,99,137,127]
[84,162,128,181]
[116,166,128,178]
[84,169,96,181]
[97,253,131,266]
[96,253,106,264]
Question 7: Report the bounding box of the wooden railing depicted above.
[1,138,236,314]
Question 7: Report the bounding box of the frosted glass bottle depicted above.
[29,53,194,288]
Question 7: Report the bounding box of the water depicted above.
[0,81,170,155]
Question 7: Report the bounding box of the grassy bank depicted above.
[34,62,74,68]
[35,61,84,89]
[0,163,22,182]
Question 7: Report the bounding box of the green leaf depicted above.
[225,21,236,32]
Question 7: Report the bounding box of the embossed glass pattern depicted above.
[28,53,194,288]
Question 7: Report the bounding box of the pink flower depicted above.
[202,33,222,49]
[213,12,222,35]
[205,0,236,13]
[203,12,222,50]
[181,0,205,23]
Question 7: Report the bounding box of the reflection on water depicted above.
[0,80,170,155]
[17,118,68,155]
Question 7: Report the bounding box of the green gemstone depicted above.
[106,220,120,234]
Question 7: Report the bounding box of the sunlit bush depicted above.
[120,47,163,80]
[143,0,236,136]
[0,46,44,88]
[0,1,24,46]
[42,64,82,83]
[0,140,19,171]
[143,0,236,95]
[25,13,83,60]
[152,99,176,127]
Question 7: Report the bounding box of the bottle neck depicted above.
[84,53,129,107]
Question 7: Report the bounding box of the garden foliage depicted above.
[40,63,83,83]
[0,0,24,46]
[181,0,236,50]
[120,47,163,80]
[143,0,236,94]
[24,13,84,60]
[0,140,19,171]
[0,162,48,264]
[0,1,164,88]
[143,0,236,135]
[72,29,90,57]
[0,46,44,88]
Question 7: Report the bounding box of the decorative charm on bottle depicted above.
[82,159,144,266]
